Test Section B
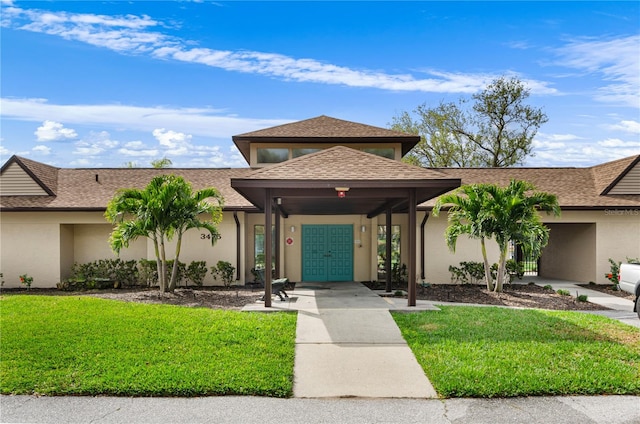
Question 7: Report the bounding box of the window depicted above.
[254,225,275,271]
[363,148,395,159]
[292,148,321,158]
[257,148,289,164]
[377,225,401,280]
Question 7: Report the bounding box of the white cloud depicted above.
[69,158,92,166]
[1,5,557,94]
[32,145,51,155]
[152,128,192,149]
[598,138,640,148]
[2,97,289,139]
[73,141,105,156]
[554,35,640,108]
[606,120,640,134]
[34,120,77,142]
[124,140,146,149]
[118,147,159,157]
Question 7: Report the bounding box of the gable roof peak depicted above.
[1,155,59,195]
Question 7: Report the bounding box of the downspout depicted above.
[233,211,241,281]
[420,212,430,281]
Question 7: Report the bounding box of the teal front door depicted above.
[302,225,353,282]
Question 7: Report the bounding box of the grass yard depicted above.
[393,306,640,398]
[0,295,297,397]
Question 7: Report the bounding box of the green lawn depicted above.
[0,295,297,397]
[393,306,640,398]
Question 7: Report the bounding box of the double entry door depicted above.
[301,225,353,282]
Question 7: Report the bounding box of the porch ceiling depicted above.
[231,179,460,218]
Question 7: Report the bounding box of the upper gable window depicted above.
[257,148,289,164]
[292,148,321,158]
[362,148,395,159]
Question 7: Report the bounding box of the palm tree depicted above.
[105,175,224,292]
[434,180,560,292]
[433,183,497,291]
[483,180,560,292]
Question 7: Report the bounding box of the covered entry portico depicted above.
[232,146,460,307]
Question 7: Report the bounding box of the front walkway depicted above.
[243,281,437,398]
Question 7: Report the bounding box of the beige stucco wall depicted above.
[0,210,244,288]
[2,207,637,288]
[423,212,502,284]
[423,209,640,285]
[540,223,596,282]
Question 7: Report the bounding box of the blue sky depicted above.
[1,1,639,168]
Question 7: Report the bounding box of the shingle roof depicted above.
[232,115,420,162]
[244,146,447,181]
[2,155,59,195]
[0,167,254,210]
[592,155,640,195]
[235,115,416,139]
[2,154,638,211]
[419,155,640,209]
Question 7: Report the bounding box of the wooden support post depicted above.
[264,189,272,308]
[385,208,392,293]
[408,188,417,307]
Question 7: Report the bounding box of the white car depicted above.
[619,263,640,319]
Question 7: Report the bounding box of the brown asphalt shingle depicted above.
[420,156,640,209]
[244,146,447,181]
[2,154,638,210]
[234,115,416,139]
[232,115,420,162]
[1,165,254,210]
[592,155,639,195]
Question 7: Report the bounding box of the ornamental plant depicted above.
[19,274,33,291]
[211,261,235,288]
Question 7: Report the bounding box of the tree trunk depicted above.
[152,235,164,292]
[481,238,494,291]
[168,234,183,292]
[159,237,168,293]
[494,245,508,292]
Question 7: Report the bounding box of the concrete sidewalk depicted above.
[3,394,640,424]
[244,281,437,398]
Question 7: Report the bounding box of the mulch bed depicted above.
[363,281,609,311]
[3,282,611,311]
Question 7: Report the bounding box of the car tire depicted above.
[636,295,640,320]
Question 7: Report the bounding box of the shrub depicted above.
[577,294,588,302]
[543,284,553,290]
[19,274,33,291]
[449,261,484,284]
[211,261,236,288]
[557,289,570,296]
[490,260,524,285]
[606,257,640,290]
[186,261,208,287]
[391,263,408,285]
[138,259,159,287]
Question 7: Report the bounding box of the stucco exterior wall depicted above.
[423,213,502,284]
[0,210,243,288]
[540,223,596,282]
[1,215,61,288]
[2,207,637,288]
